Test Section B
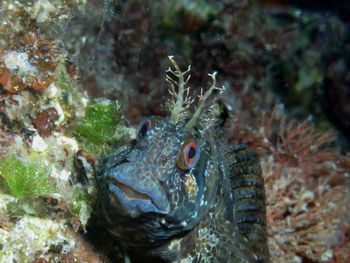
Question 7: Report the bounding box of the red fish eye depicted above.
[182,140,200,169]
[138,118,152,138]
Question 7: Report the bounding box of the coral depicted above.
[0,156,55,199]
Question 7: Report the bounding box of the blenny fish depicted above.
[94,57,268,262]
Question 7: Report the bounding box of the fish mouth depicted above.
[107,175,170,218]
[114,180,153,202]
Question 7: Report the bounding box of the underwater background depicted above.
[0,0,349,262]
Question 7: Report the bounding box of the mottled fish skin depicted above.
[95,111,268,262]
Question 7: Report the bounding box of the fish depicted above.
[94,57,268,262]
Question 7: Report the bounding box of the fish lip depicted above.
[107,177,170,216]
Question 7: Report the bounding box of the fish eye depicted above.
[177,140,201,170]
[138,118,152,138]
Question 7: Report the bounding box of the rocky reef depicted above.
[0,0,349,262]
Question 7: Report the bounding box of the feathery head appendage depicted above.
[166,56,192,124]
[165,57,225,130]
[185,72,225,130]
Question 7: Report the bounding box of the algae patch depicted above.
[0,156,55,199]
[74,100,132,155]
[70,184,95,228]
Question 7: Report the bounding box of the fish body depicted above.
[95,59,268,262]
[96,116,267,262]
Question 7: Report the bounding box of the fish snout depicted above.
[106,163,170,217]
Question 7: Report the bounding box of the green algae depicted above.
[75,100,122,143]
[70,184,95,228]
[74,99,130,155]
[0,156,55,199]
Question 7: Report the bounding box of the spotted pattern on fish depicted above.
[94,59,268,262]
[95,115,268,262]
